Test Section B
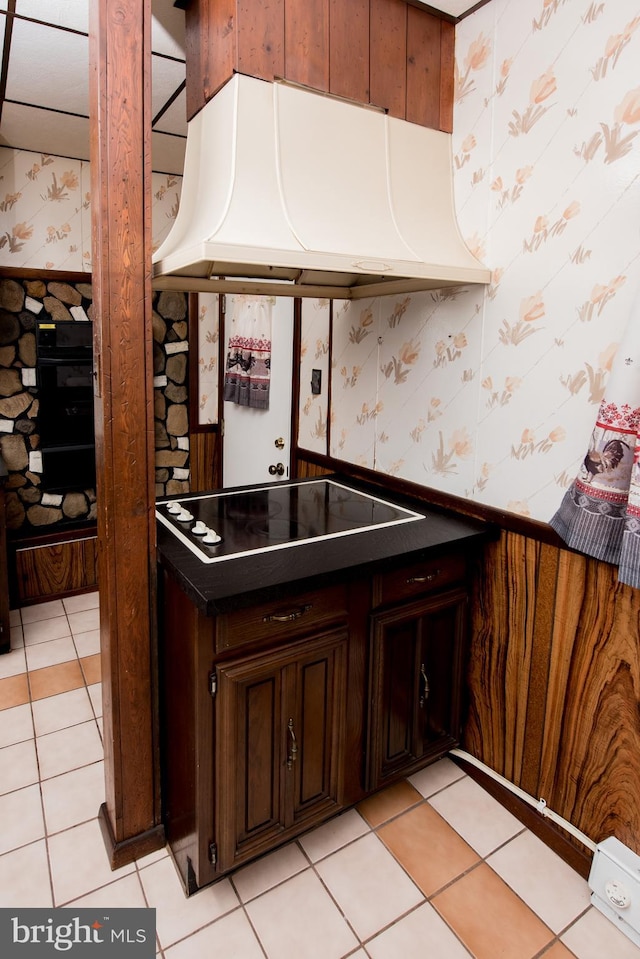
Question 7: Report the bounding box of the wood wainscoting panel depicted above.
[189,430,221,493]
[465,530,640,858]
[12,534,98,605]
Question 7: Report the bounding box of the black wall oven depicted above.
[36,321,96,492]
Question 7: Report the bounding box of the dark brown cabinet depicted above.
[159,546,475,893]
[367,587,467,790]
[215,628,347,872]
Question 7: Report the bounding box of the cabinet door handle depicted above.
[287,718,298,769]
[407,571,440,584]
[263,604,312,623]
[419,663,430,708]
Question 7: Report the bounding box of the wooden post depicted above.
[89,0,164,867]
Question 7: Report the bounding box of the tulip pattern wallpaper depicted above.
[298,0,640,523]
[0,147,181,270]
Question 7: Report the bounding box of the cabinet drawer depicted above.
[216,584,348,652]
[373,553,466,607]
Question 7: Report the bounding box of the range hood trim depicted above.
[152,74,491,299]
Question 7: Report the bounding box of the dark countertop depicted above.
[156,474,493,615]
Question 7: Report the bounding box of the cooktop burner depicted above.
[156,479,424,564]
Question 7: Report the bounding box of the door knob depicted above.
[274,437,285,450]
[269,462,285,476]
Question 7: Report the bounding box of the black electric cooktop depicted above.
[156,478,424,564]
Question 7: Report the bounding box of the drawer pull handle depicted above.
[407,570,440,584]
[419,663,430,708]
[287,718,298,769]
[263,604,312,624]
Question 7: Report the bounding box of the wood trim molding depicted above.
[0,267,91,283]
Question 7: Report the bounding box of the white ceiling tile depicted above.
[152,1,185,59]
[152,131,186,177]
[7,20,89,116]
[151,54,186,120]
[153,88,187,137]
[0,103,90,161]
[0,1,8,12]
[14,0,89,32]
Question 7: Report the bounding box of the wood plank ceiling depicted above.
[0,0,485,177]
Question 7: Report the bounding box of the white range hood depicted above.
[152,73,490,300]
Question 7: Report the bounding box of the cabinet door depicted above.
[368,588,467,791]
[215,628,347,872]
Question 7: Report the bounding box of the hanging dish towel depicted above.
[550,287,640,589]
[223,296,272,410]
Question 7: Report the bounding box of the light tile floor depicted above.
[1,592,640,958]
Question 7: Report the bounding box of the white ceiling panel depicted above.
[411,0,483,14]
[152,131,186,176]
[152,3,186,58]
[153,88,187,137]
[0,102,90,160]
[6,19,89,116]
[151,53,186,118]
[14,0,89,32]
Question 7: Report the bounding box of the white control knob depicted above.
[605,879,631,909]
[177,510,193,522]
[192,521,207,535]
[203,529,221,544]
[166,502,182,514]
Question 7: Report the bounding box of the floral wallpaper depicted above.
[195,293,219,426]
[298,298,331,453]
[321,0,640,523]
[0,146,182,270]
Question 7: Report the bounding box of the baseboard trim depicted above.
[98,803,166,870]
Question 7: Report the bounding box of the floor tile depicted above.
[0,645,26,679]
[298,807,370,863]
[561,905,640,959]
[63,592,100,614]
[246,868,358,959]
[0,673,30,710]
[0,783,45,854]
[428,774,523,857]
[315,832,423,941]
[32,686,94,736]
[0,702,33,747]
[164,908,264,959]
[432,862,553,959]
[9,623,24,648]
[73,628,100,658]
[139,855,238,950]
[47,818,135,905]
[0,839,53,907]
[87,682,103,718]
[21,600,66,624]
[135,845,170,869]
[367,902,471,959]
[0,738,39,794]
[23,615,71,646]
[80,653,101,685]
[68,872,148,908]
[544,943,580,958]
[232,840,308,902]
[357,780,422,828]
[488,830,591,933]
[41,760,105,833]
[36,719,103,780]
[377,801,480,896]
[10,609,21,627]
[25,635,78,671]
[29,660,85,701]
[68,607,100,635]
[408,756,466,798]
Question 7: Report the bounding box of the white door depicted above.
[222,294,294,488]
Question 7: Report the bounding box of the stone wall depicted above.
[0,276,190,534]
